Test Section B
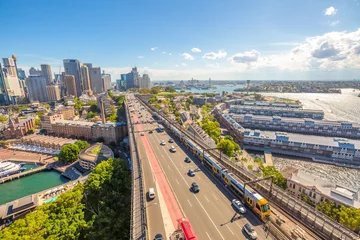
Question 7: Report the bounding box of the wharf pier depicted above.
[0,165,47,184]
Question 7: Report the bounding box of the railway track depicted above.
[136,95,359,240]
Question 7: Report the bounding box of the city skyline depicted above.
[1,0,360,80]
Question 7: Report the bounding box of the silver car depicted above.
[232,199,246,214]
[243,223,257,239]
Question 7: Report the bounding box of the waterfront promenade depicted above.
[0,148,55,164]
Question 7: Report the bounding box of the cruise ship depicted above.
[0,161,26,178]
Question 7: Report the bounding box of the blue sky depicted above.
[1,0,360,80]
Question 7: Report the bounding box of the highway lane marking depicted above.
[168,165,171,170]
[175,179,180,185]
[227,225,235,235]
[212,194,219,200]
[204,196,210,202]
[205,232,212,240]
[154,133,226,240]
[187,199,193,207]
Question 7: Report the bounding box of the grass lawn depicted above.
[91,145,102,155]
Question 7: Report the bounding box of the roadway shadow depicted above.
[165,129,264,227]
[220,213,244,226]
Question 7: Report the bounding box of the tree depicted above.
[75,140,90,151]
[254,93,263,101]
[165,86,176,92]
[74,97,83,110]
[261,166,287,189]
[201,116,221,142]
[0,115,8,122]
[139,88,151,94]
[89,103,100,113]
[248,165,253,170]
[217,138,236,157]
[83,158,131,239]
[86,111,98,119]
[154,104,161,110]
[59,144,80,163]
[151,87,161,94]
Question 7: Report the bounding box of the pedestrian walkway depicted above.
[264,152,273,166]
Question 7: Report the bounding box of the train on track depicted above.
[152,110,271,219]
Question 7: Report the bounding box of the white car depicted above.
[160,140,166,146]
[232,199,246,214]
[243,223,257,239]
[170,146,176,152]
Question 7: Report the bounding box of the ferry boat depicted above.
[0,161,26,178]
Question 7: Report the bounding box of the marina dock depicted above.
[0,165,47,184]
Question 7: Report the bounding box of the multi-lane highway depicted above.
[128,96,272,240]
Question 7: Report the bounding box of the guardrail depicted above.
[137,95,360,240]
[125,97,147,240]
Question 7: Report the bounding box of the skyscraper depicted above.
[41,64,53,85]
[29,67,41,75]
[2,58,17,77]
[102,73,111,91]
[63,59,82,97]
[88,66,103,93]
[125,67,139,89]
[81,64,92,95]
[141,74,151,88]
[46,85,61,101]
[26,75,49,102]
[17,68,26,80]
[64,75,77,96]
[1,58,23,103]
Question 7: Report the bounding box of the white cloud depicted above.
[181,63,188,67]
[151,47,158,51]
[228,50,260,64]
[169,53,172,56]
[161,51,166,54]
[137,56,144,59]
[191,48,201,53]
[202,49,227,60]
[324,6,337,16]
[174,64,179,67]
[329,20,339,26]
[227,29,360,71]
[182,53,194,60]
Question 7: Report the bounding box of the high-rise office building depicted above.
[88,66,103,93]
[26,75,49,102]
[125,67,139,89]
[41,64,53,85]
[116,79,121,90]
[102,73,111,91]
[140,74,151,88]
[63,59,82,97]
[2,58,17,77]
[64,75,77,96]
[81,64,92,95]
[29,67,41,75]
[47,85,61,101]
[17,68,26,80]
[1,58,22,103]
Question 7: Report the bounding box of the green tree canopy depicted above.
[165,86,176,92]
[59,144,80,163]
[139,88,151,94]
[261,166,287,189]
[89,103,100,113]
[0,115,8,122]
[75,140,90,151]
[217,138,236,157]
[86,111,98,119]
[151,86,161,94]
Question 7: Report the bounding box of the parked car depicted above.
[231,199,246,214]
[243,223,257,239]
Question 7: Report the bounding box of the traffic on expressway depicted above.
[127,94,273,240]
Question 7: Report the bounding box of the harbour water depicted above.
[0,164,69,205]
